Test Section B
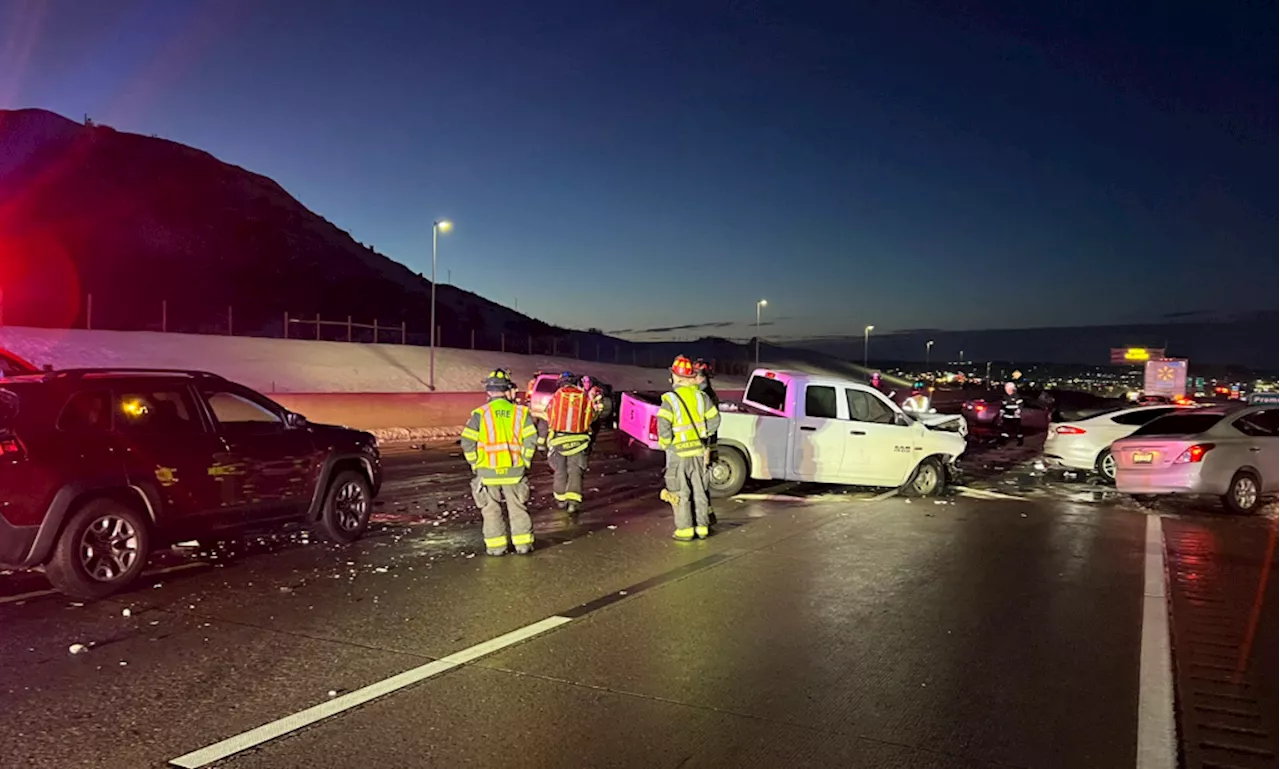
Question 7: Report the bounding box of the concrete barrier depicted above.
[271,389,748,435]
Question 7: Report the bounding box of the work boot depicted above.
[695,525,711,539]
[515,543,534,555]
[566,501,580,515]
[672,529,695,542]
[486,547,507,557]
[556,500,568,510]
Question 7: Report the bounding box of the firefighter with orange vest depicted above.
[657,356,721,540]
[460,369,540,556]
[542,373,600,514]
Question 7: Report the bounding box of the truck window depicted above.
[805,386,838,419]
[746,376,787,412]
[846,390,895,424]
[58,389,113,432]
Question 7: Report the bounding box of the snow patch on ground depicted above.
[0,327,741,394]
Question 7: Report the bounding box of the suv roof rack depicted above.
[45,368,227,381]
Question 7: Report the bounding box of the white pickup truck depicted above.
[618,369,967,498]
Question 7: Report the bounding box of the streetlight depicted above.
[429,219,453,391]
[863,325,874,368]
[755,299,768,366]
[926,339,934,368]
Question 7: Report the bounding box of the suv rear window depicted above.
[1130,412,1225,437]
[58,390,113,432]
[746,376,787,412]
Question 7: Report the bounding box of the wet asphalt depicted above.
[0,432,1274,769]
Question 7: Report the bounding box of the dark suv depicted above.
[0,369,382,599]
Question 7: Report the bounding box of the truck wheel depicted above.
[1094,449,1117,484]
[903,457,945,497]
[1222,471,1261,515]
[708,447,748,499]
[315,470,373,543]
[45,498,151,601]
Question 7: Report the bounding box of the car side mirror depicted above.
[284,411,308,428]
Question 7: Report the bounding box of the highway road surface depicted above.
[1,434,1274,769]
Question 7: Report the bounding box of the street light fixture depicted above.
[429,219,453,391]
[863,325,874,368]
[926,339,935,368]
[755,299,768,367]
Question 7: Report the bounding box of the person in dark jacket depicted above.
[999,381,1024,446]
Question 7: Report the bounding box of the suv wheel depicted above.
[315,470,372,544]
[45,498,151,600]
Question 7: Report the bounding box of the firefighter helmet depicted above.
[670,356,696,378]
[483,369,515,392]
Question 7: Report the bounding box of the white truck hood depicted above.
[915,411,968,436]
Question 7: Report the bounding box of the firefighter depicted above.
[657,356,721,541]
[693,359,720,406]
[542,373,599,514]
[582,375,608,454]
[460,369,540,556]
[902,382,930,413]
[999,380,1024,446]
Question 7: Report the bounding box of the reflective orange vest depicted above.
[547,385,595,434]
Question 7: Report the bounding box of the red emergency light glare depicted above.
[974,404,985,413]
[764,371,776,379]
[1054,426,1086,435]
[1174,444,1215,464]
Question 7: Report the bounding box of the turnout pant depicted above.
[1000,416,1023,445]
[471,475,533,550]
[665,453,711,536]
[549,449,589,505]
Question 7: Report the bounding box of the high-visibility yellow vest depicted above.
[461,399,537,484]
[657,386,717,458]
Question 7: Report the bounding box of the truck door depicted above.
[841,388,918,486]
[791,385,846,482]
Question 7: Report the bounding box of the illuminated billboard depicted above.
[1144,359,1187,398]
[1110,347,1165,364]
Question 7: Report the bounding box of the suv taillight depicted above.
[1174,444,1215,464]
[647,415,659,442]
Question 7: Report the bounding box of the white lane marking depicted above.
[168,615,573,768]
[1135,514,1176,769]
[952,485,1024,501]
[0,561,211,606]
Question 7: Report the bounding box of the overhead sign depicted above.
[1111,347,1165,364]
[1144,359,1187,398]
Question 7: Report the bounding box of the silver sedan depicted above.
[1111,405,1278,513]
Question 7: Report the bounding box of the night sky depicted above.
[3,1,1275,342]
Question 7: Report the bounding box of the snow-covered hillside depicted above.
[0,327,738,393]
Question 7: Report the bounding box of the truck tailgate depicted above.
[619,392,663,450]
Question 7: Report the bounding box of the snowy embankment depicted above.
[0,327,742,440]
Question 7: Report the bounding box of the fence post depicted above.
[596,342,600,361]
[228,306,233,336]
[373,318,379,343]
[527,334,532,354]
[470,328,475,349]
[436,325,441,347]
[315,313,321,340]
[400,321,406,344]
[87,294,93,330]
[284,311,289,339]
[553,338,558,356]
[501,332,505,353]
[161,300,167,333]
[347,316,352,342]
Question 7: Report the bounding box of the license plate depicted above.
[1131,451,1154,464]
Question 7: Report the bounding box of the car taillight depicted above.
[974,404,985,413]
[1174,444,1215,464]
[647,415,659,442]
[0,435,25,459]
[1055,426,1086,435]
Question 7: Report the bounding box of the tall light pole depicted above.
[863,325,874,368]
[926,339,934,368]
[755,299,768,366]
[429,219,453,391]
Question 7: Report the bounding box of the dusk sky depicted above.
[2,0,1275,342]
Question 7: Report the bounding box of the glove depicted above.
[660,489,680,505]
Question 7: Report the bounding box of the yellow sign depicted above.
[1156,366,1176,381]
[1124,348,1150,361]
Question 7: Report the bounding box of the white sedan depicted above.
[1043,405,1183,482]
